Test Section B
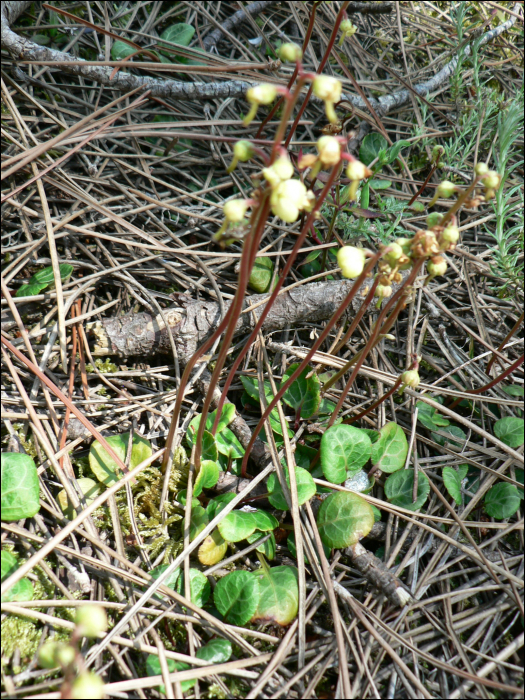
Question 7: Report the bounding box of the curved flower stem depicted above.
[322,276,380,385]
[439,175,482,228]
[161,201,267,472]
[448,354,524,411]
[326,259,425,429]
[486,311,524,374]
[194,196,271,469]
[211,164,343,441]
[345,376,404,425]
[284,1,350,149]
[239,252,382,477]
[255,1,321,139]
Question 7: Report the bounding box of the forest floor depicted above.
[1,2,524,699]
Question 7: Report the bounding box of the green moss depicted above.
[1,615,42,667]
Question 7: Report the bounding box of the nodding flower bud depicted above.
[233,140,254,162]
[382,242,404,266]
[54,644,76,668]
[474,162,489,176]
[298,153,318,170]
[401,369,420,389]
[441,224,460,246]
[244,84,278,125]
[427,255,447,278]
[223,199,249,222]
[279,42,302,62]
[426,212,443,228]
[346,159,372,181]
[337,246,366,279]
[270,179,308,222]
[437,181,456,198]
[228,140,255,173]
[312,75,342,124]
[375,284,393,299]
[339,19,357,44]
[71,673,105,700]
[262,155,294,188]
[247,84,278,106]
[316,135,342,166]
[481,171,501,189]
[75,605,108,638]
[431,145,445,163]
[38,641,60,669]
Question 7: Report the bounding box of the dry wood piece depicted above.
[87,276,408,362]
[343,541,411,607]
[202,0,279,51]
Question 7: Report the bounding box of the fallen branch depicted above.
[2,2,519,111]
[1,1,252,101]
[202,0,279,52]
[88,276,406,363]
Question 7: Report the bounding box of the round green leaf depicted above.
[200,430,218,462]
[494,417,524,448]
[317,491,374,549]
[1,551,34,603]
[502,385,524,398]
[484,483,521,519]
[57,478,100,520]
[176,489,200,508]
[359,133,388,166]
[89,432,152,487]
[160,23,195,48]
[246,531,276,560]
[196,638,232,664]
[149,563,180,590]
[249,256,275,293]
[281,363,321,419]
[111,40,136,61]
[251,509,279,531]
[213,570,260,626]
[189,506,209,542]
[217,510,257,542]
[371,422,408,473]
[193,460,220,497]
[267,467,316,510]
[442,466,468,506]
[176,568,211,607]
[216,428,245,459]
[1,453,40,521]
[384,469,430,511]
[206,493,236,520]
[251,565,298,626]
[320,425,372,484]
[187,405,236,443]
[146,655,195,694]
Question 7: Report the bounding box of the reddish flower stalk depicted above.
[345,376,403,425]
[284,2,350,148]
[210,163,343,438]
[255,1,321,139]
[326,259,425,429]
[194,197,272,469]
[448,353,524,410]
[239,252,382,477]
[160,201,266,472]
[486,311,524,374]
